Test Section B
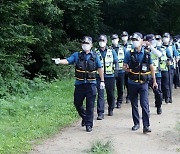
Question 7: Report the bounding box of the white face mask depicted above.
[112,39,119,46]
[132,41,141,48]
[82,44,91,51]
[151,40,157,47]
[99,41,106,48]
[163,37,170,43]
[156,41,162,47]
[121,36,128,41]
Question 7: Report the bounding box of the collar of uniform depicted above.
[112,44,121,49]
[134,46,144,54]
[122,43,127,47]
[82,50,94,55]
[99,47,108,52]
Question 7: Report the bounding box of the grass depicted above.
[88,140,113,154]
[176,122,180,152]
[0,78,78,154]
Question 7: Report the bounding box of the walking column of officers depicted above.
[52,31,180,133]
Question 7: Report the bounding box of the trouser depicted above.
[128,82,150,127]
[97,77,115,115]
[161,69,174,101]
[74,83,96,127]
[124,72,130,100]
[115,72,125,104]
[173,65,180,87]
[148,78,162,108]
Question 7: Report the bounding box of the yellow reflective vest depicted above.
[96,48,114,75]
[160,46,168,71]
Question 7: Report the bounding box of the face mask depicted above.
[132,41,140,48]
[121,36,128,41]
[163,37,170,43]
[151,40,157,47]
[82,44,91,51]
[156,41,162,47]
[112,39,119,46]
[99,41,106,48]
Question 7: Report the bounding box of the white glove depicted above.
[52,58,61,64]
[100,81,105,90]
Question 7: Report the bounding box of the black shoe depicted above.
[97,114,104,120]
[108,110,113,116]
[157,107,162,115]
[165,98,171,104]
[81,119,85,127]
[126,99,130,104]
[86,126,92,132]
[116,103,121,108]
[143,126,151,134]
[132,124,140,131]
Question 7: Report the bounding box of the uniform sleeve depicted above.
[96,54,102,69]
[123,51,131,65]
[173,45,179,57]
[66,52,78,64]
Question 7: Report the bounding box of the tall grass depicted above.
[0,78,78,154]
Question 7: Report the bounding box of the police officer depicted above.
[111,34,125,108]
[52,36,104,132]
[173,35,180,88]
[144,34,163,114]
[96,34,118,119]
[162,32,179,103]
[123,32,158,133]
[121,31,132,103]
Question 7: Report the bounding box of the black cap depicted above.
[131,32,143,40]
[111,34,119,40]
[121,31,128,36]
[155,35,162,40]
[144,34,155,41]
[82,36,92,44]
[163,32,170,38]
[98,34,107,41]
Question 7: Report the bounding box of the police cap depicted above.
[82,36,92,44]
[121,31,128,36]
[163,32,170,38]
[155,35,162,40]
[131,32,143,41]
[98,34,107,41]
[145,34,155,41]
[111,34,119,40]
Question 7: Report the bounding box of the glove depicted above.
[52,58,61,64]
[100,81,105,90]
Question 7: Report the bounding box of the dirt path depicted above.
[31,88,180,154]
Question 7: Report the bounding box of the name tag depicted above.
[142,64,147,71]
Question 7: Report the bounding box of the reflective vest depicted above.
[128,49,151,83]
[75,51,97,81]
[168,45,176,68]
[96,48,114,75]
[151,52,160,73]
[116,46,124,70]
[159,46,168,71]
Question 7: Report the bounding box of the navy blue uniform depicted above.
[96,48,118,116]
[67,51,102,127]
[124,47,152,127]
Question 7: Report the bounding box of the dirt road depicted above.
[31,88,180,154]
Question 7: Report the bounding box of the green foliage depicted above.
[88,140,113,154]
[0,78,78,154]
